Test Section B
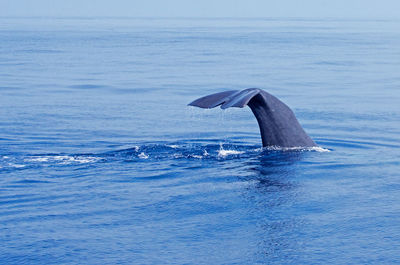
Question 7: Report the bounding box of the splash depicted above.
[138,152,149,159]
[217,144,245,158]
[1,142,330,170]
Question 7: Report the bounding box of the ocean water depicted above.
[0,17,400,264]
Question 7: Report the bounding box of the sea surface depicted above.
[0,17,399,264]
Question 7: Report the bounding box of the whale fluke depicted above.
[188,88,316,148]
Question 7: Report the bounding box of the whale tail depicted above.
[188,88,316,148]
[188,89,261,109]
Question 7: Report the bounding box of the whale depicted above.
[188,88,316,148]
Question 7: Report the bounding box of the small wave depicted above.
[14,179,52,184]
[68,84,108,90]
[17,49,63,54]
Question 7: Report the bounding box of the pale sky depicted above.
[1,0,399,18]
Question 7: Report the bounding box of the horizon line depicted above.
[1,16,399,21]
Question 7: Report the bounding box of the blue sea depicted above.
[1,17,399,264]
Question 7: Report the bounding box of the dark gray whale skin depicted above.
[188,88,316,148]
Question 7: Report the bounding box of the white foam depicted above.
[217,143,245,158]
[27,157,49,162]
[138,152,149,159]
[166,145,179,149]
[218,149,245,157]
[309,146,331,152]
[191,155,203,159]
[26,155,101,164]
[3,156,9,159]
[54,155,72,161]
[252,147,264,152]
[264,146,330,152]
[58,156,101,164]
[133,146,140,152]
[173,154,184,159]
[74,157,101,163]
[8,163,26,168]
[203,150,209,156]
